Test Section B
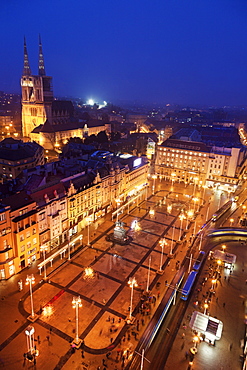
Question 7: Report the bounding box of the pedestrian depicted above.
[229,343,233,351]
[141,318,145,326]
[81,350,84,358]
[37,335,40,344]
[49,327,52,334]
[99,329,103,336]
[216,297,218,303]
[33,356,36,365]
[46,335,50,341]
[110,337,113,343]
[223,302,225,308]
[23,353,26,366]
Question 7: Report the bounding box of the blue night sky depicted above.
[1,0,247,106]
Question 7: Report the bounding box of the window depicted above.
[21,245,25,252]
[32,228,36,235]
[33,238,37,245]
[39,212,45,221]
[26,231,30,238]
[20,234,24,242]
[0,213,6,222]
[27,242,31,249]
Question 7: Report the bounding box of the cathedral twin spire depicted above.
[23,35,46,76]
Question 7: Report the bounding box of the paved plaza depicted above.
[0,181,221,369]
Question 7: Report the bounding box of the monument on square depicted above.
[106,221,132,245]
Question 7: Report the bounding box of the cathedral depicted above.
[21,37,106,149]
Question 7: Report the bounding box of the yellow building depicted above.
[3,191,39,273]
[0,204,15,280]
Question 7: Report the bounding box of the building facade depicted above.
[155,128,247,192]
[0,138,44,181]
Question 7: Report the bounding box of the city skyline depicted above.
[1,1,247,106]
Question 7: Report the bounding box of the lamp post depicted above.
[217,259,222,272]
[152,175,157,195]
[72,296,82,346]
[186,210,194,230]
[128,277,138,321]
[86,216,91,246]
[211,279,216,291]
[193,335,199,348]
[222,244,226,253]
[171,172,176,187]
[179,214,185,240]
[40,245,48,280]
[116,198,121,222]
[230,218,234,227]
[25,325,35,359]
[202,185,207,201]
[26,274,35,319]
[199,233,203,251]
[204,302,209,315]
[170,225,175,255]
[146,256,151,292]
[193,177,199,196]
[159,239,166,271]
[68,230,71,260]
[192,197,199,213]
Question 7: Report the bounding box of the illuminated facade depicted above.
[0,138,44,181]
[0,153,148,279]
[3,191,39,275]
[21,36,53,138]
[155,132,246,191]
[0,204,14,280]
[21,38,107,149]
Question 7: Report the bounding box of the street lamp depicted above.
[40,245,48,280]
[171,172,176,186]
[193,177,199,196]
[192,197,199,213]
[221,244,226,253]
[230,218,234,227]
[179,214,185,240]
[152,175,157,195]
[193,335,199,348]
[146,256,151,292]
[217,259,222,272]
[116,198,121,222]
[211,279,216,291]
[204,302,209,315]
[128,277,138,321]
[159,239,167,272]
[186,210,194,229]
[72,296,82,347]
[86,216,92,246]
[26,275,35,319]
[25,326,36,361]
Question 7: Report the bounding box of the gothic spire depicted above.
[38,34,46,76]
[23,36,31,76]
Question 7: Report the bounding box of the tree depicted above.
[97,131,108,143]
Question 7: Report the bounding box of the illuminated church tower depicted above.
[21,36,53,138]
